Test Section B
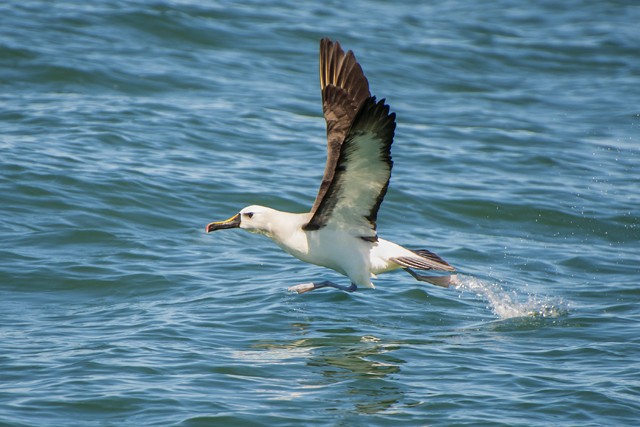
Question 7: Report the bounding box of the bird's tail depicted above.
[391,249,457,288]
[391,249,455,272]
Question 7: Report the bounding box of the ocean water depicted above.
[1,0,639,425]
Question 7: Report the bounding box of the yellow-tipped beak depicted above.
[206,213,241,233]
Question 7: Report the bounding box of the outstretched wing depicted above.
[304,96,396,239]
[307,38,371,219]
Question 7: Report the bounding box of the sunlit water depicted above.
[1,1,639,426]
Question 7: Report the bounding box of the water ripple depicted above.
[2,0,639,425]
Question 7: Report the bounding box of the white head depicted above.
[206,205,275,235]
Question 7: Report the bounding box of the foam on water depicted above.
[452,275,568,319]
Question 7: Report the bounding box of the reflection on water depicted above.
[248,324,406,415]
[234,281,570,416]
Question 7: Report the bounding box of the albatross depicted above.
[206,38,456,294]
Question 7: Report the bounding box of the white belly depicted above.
[274,227,376,287]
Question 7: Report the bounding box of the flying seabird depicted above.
[206,38,456,294]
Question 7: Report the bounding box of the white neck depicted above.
[257,209,311,256]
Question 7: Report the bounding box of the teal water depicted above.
[1,1,639,426]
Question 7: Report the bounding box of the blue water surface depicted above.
[1,1,639,426]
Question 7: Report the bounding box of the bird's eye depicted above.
[244,212,254,219]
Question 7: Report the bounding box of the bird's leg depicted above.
[288,281,357,294]
[404,268,459,288]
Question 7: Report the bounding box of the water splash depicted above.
[452,275,568,319]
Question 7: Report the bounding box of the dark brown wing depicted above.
[303,97,395,238]
[307,38,371,218]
